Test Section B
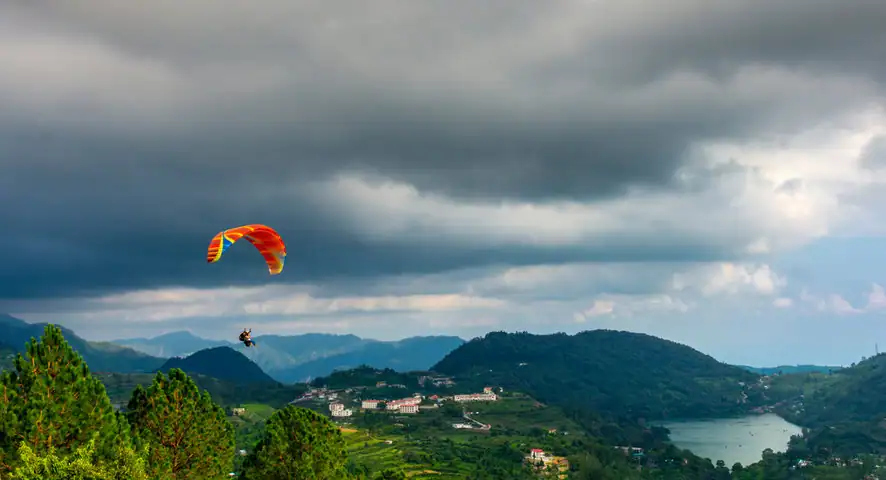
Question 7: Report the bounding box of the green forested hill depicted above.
[0,314,165,372]
[157,346,278,384]
[792,353,886,425]
[433,330,759,421]
[772,353,886,455]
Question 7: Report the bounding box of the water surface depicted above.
[658,414,802,467]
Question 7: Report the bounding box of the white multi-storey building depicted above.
[453,392,497,402]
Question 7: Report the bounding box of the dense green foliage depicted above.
[728,447,880,479]
[126,369,235,478]
[0,314,164,372]
[157,346,278,384]
[0,325,134,475]
[789,354,886,426]
[769,353,886,456]
[11,438,148,480]
[0,325,243,480]
[433,331,759,420]
[240,405,351,479]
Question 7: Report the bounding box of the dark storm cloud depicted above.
[1,0,884,300]
[576,1,886,84]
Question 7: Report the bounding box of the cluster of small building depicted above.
[451,422,490,430]
[354,386,499,418]
[361,395,422,413]
[792,456,885,473]
[291,386,352,404]
[292,384,376,404]
[375,381,407,389]
[454,388,498,402]
[417,375,456,388]
[526,449,569,477]
[328,402,354,417]
[614,446,645,458]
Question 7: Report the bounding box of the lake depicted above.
[658,414,803,467]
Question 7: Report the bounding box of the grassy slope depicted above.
[157,346,279,384]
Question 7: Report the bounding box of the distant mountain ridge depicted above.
[113,331,231,358]
[0,314,165,373]
[271,335,466,383]
[157,346,277,384]
[111,330,465,383]
[239,333,372,374]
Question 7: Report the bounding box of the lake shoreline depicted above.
[656,413,803,467]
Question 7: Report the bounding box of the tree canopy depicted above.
[126,369,234,479]
[240,405,351,479]
[11,438,148,480]
[0,325,133,475]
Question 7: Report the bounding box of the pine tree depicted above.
[0,325,133,475]
[11,437,148,480]
[240,405,352,480]
[126,368,234,479]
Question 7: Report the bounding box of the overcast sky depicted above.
[2,1,886,366]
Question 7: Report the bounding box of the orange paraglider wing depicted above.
[206,224,286,275]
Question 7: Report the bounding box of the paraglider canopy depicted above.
[206,224,286,275]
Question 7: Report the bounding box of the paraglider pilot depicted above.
[239,328,256,347]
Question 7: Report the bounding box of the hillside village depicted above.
[220,372,588,474]
[283,371,502,423]
[527,448,570,478]
[292,380,502,430]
